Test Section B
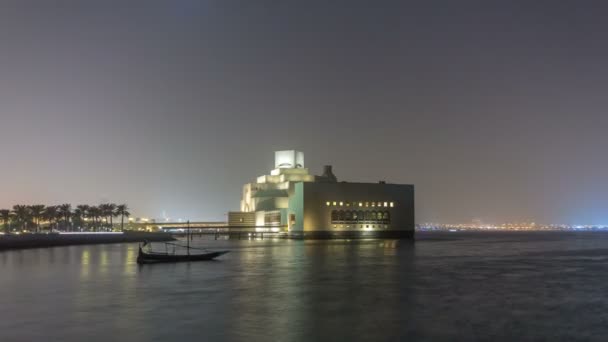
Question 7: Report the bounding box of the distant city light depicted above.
[417,222,608,232]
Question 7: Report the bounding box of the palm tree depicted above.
[94,206,104,231]
[115,204,130,232]
[0,209,11,234]
[88,206,101,232]
[108,203,117,230]
[58,204,72,231]
[5,203,135,233]
[73,207,84,231]
[29,205,46,233]
[43,205,59,232]
[75,205,90,231]
[99,203,116,230]
[12,205,30,231]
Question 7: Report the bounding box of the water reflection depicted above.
[124,246,137,275]
[3,233,608,341]
[80,249,90,280]
[223,240,417,341]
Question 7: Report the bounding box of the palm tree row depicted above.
[0,203,130,234]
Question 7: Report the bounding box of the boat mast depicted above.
[187,220,190,255]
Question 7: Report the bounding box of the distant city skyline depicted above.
[2,1,608,224]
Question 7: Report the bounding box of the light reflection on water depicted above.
[2,232,608,341]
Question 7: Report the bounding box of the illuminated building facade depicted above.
[228,150,414,238]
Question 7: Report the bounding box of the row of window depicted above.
[331,210,391,223]
[333,224,388,229]
[326,201,395,208]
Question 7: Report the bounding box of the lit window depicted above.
[359,202,363,207]
[326,201,330,206]
[384,202,388,207]
[339,201,343,206]
[377,202,382,207]
[371,202,375,207]
[346,202,350,207]
[365,202,369,207]
[390,202,394,207]
[333,201,337,206]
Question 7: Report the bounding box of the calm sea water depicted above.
[2,231,608,341]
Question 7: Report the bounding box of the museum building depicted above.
[228,150,415,238]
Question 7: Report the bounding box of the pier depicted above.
[159,224,415,240]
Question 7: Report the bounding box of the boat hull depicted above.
[137,248,229,264]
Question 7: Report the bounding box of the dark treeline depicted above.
[0,203,130,234]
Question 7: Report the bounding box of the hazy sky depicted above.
[2,1,608,224]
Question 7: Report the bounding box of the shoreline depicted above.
[0,232,175,251]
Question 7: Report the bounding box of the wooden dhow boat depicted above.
[137,221,229,264]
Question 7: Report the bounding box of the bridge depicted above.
[132,221,287,240]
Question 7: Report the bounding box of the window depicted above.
[390,202,394,207]
[359,202,363,207]
[384,202,388,207]
[326,201,330,206]
[333,201,337,206]
[339,201,343,206]
[264,212,281,226]
[331,211,338,221]
[332,209,391,224]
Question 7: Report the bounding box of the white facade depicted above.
[274,150,305,169]
[238,151,315,227]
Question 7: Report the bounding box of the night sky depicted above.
[2,1,608,224]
